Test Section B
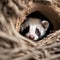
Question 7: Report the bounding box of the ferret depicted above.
[20,18,49,41]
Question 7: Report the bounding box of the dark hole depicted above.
[27,11,53,35]
[19,11,54,40]
[55,51,60,54]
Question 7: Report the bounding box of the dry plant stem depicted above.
[8,0,23,17]
[0,0,60,60]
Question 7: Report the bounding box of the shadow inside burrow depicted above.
[19,11,54,41]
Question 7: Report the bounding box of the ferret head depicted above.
[20,18,49,40]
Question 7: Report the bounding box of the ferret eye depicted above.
[35,28,41,36]
[20,25,30,35]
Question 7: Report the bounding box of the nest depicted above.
[0,0,60,60]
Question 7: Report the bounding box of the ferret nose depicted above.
[29,35,34,40]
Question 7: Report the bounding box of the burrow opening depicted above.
[27,11,54,34]
[20,11,54,41]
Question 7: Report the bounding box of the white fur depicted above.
[21,18,49,40]
[25,25,46,40]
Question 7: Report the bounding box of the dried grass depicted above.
[0,0,60,60]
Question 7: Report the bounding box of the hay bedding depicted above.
[0,0,60,60]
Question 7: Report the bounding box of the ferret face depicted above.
[25,25,46,40]
[20,18,49,40]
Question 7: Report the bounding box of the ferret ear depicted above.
[42,20,49,31]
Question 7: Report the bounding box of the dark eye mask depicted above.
[35,28,41,36]
[20,25,30,36]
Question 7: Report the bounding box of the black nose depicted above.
[29,35,34,40]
